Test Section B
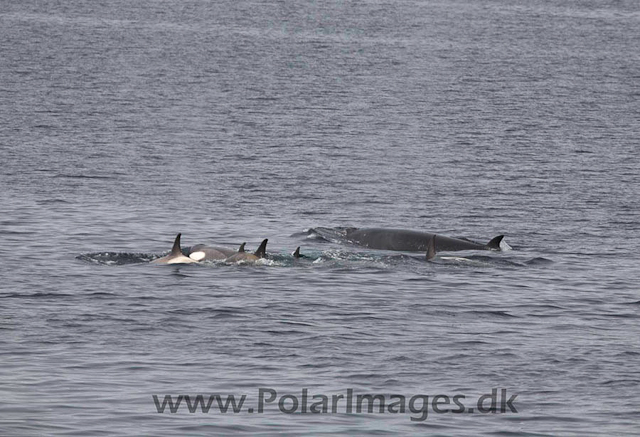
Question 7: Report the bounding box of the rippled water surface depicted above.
[1,0,639,435]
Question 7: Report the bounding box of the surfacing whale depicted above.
[188,243,236,261]
[151,233,199,265]
[311,227,504,253]
[292,246,312,260]
[225,239,268,263]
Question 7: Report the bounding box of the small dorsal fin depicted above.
[293,247,300,258]
[254,239,268,258]
[487,235,504,250]
[426,234,436,261]
[171,233,183,256]
[238,242,246,253]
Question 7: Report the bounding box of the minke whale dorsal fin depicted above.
[426,234,436,261]
[254,239,268,258]
[238,242,246,253]
[487,235,504,250]
[171,233,183,256]
[293,247,300,258]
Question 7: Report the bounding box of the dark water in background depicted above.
[1,0,639,435]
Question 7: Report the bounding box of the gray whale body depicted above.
[311,227,504,252]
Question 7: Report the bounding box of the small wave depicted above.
[264,329,304,336]
[279,320,317,327]
[87,292,118,298]
[0,292,73,300]
[466,310,519,318]
[54,174,116,180]
[616,351,640,356]
[524,257,554,266]
[602,379,640,386]
[439,255,549,268]
[437,255,525,268]
[36,198,70,204]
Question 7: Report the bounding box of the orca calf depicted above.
[225,239,268,263]
[151,234,199,265]
[313,227,504,253]
[292,246,314,260]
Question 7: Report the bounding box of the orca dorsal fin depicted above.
[426,234,436,261]
[254,239,268,258]
[487,235,504,250]
[293,247,300,258]
[238,242,246,253]
[171,233,183,256]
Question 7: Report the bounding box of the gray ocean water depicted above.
[1,0,640,435]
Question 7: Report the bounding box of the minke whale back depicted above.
[311,227,504,252]
[151,233,199,264]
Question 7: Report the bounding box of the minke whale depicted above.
[151,233,199,265]
[311,227,504,253]
[225,239,268,263]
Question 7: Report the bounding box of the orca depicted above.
[312,227,504,252]
[151,233,199,265]
[188,243,236,261]
[292,246,312,260]
[225,239,268,263]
